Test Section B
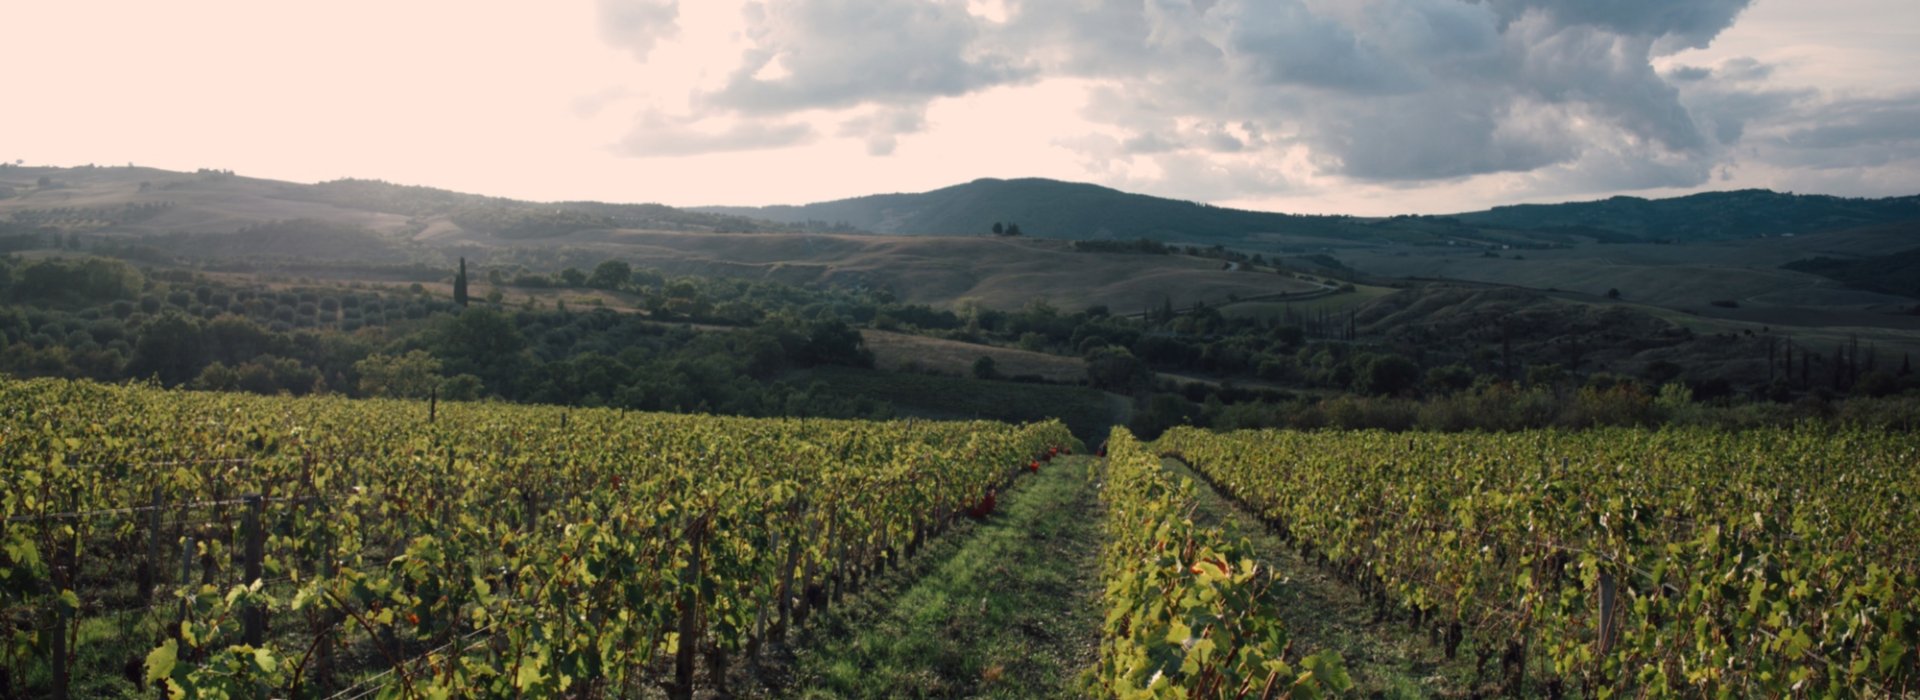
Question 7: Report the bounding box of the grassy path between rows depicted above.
[1162,458,1481,699]
[749,456,1105,699]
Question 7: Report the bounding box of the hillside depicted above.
[546,229,1323,311]
[1784,245,1920,299]
[0,165,1322,312]
[702,178,1920,246]
[0,166,789,240]
[697,177,1355,241]
[1454,189,1920,242]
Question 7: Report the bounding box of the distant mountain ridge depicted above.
[700,178,1920,244]
[1453,189,1920,241]
[8,165,1916,247]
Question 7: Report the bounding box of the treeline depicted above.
[853,286,1920,439]
[1126,375,1920,439]
[278,178,794,236]
[1070,238,1171,255]
[0,255,885,418]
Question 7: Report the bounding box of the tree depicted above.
[430,307,530,394]
[1351,353,1419,396]
[972,355,999,380]
[453,257,469,307]
[588,260,632,290]
[559,267,588,287]
[1004,222,1023,236]
[1606,288,1621,300]
[991,222,1004,235]
[1086,346,1151,392]
[1423,363,1474,394]
[126,312,206,385]
[355,350,444,398]
[440,374,485,401]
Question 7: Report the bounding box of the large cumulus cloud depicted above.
[602,0,1919,200]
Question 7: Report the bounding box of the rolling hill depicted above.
[696,177,1355,242]
[1452,189,1920,242]
[701,178,1920,246]
[6,165,1917,320]
[0,165,1322,312]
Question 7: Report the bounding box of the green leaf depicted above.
[1303,651,1354,692]
[253,646,278,674]
[1164,620,1192,645]
[145,639,178,684]
[516,658,545,688]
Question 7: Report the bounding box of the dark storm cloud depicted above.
[1320,90,1580,181]
[1219,3,1424,95]
[598,0,680,62]
[1471,0,1753,52]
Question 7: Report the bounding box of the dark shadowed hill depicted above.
[1784,243,1920,299]
[696,178,1352,241]
[1454,189,1920,242]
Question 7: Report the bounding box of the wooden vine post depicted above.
[243,494,266,646]
[51,531,70,700]
[670,514,708,700]
[176,535,195,638]
[1595,569,1617,658]
[143,487,163,599]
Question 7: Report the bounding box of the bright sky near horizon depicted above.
[5,0,1918,215]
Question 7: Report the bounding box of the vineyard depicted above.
[1094,429,1349,698]
[1158,427,1920,697]
[4,374,1917,698]
[0,378,1071,698]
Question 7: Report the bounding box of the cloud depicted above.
[708,0,1032,113]
[1020,0,1730,189]
[1321,92,1582,181]
[1669,58,1810,144]
[1472,0,1753,53]
[1217,3,1425,96]
[615,112,815,156]
[597,0,680,62]
[601,0,1916,203]
[837,106,928,156]
[571,86,635,118]
[1772,94,1920,152]
[1761,93,1920,170]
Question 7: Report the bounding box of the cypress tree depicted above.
[454,257,469,307]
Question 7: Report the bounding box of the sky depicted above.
[5,0,1918,216]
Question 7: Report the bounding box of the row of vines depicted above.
[0,377,1071,698]
[1157,426,1920,697]
[1094,428,1349,698]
